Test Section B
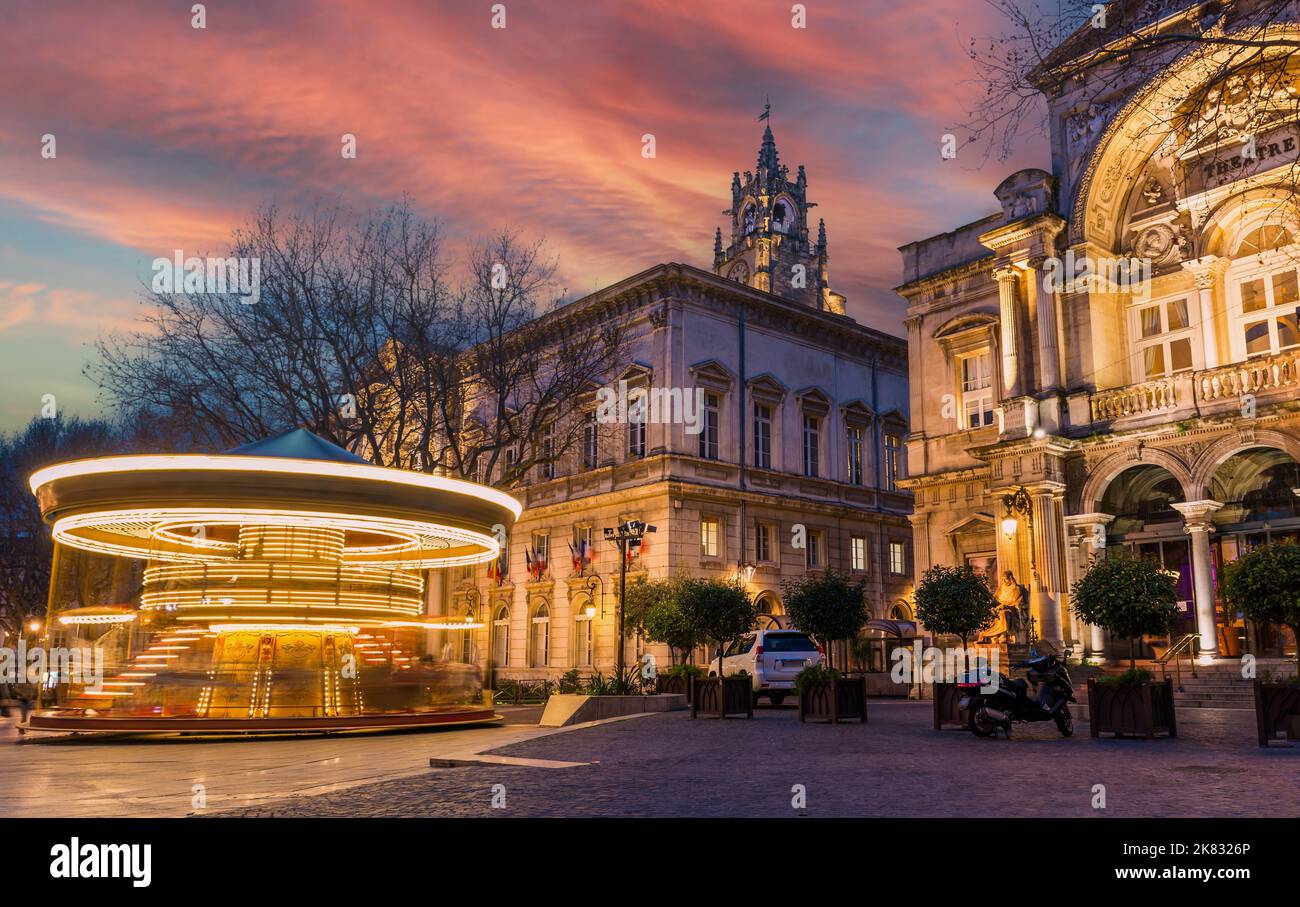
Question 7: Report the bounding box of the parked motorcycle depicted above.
[958,645,1075,738]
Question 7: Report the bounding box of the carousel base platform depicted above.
[23,707,501,737]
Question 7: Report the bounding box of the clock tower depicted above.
[713,116,845,314]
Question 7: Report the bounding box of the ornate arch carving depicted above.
[1188,429,1300,498]
[1078,447,1194,514]
[1070,25,1300,249]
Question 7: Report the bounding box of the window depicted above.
[1133,298,1195,379]
[1236,271,1300,359]
[530,603,550,668]
[802,415,820,477]
[700,517,720,559]
[539,423,556,480]
[627,392,647,459]
[846,426,865,485]
[582,411,598,469]
[851,535,867,572]
[889,541,906,576]
[755,522,772,562]
[806,530,822,569]
[492,605,509,667]
[959,351,994,428]
[884,434,901,491]
[698,391,720,459]
[532,532,549,563]
[575,608,594,668]
[753,403,772,469]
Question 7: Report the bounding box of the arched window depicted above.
[492,604,510,667]
[890,601,913,622]
[1229,221,1300,360]
[574,600,595,668]
[530,602,550,668]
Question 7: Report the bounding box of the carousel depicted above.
[26,429,520,734]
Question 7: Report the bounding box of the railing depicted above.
[1156,632,1200,691]
[1089,377,1178,422]
[1195,350,1300,405]
[1087,350,1300,426]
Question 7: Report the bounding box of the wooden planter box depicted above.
[932,681,966,730]
[656,674,696,698]
[1087,678,1178,739]
[1253,680,1300,746]
[690,676,753,719]
[798,675,867,724]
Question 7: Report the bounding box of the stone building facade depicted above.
[430,127,912,683]
[898,4,1300,660]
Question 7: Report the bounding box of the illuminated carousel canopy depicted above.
[27,429,520,734]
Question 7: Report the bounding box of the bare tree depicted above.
[89,201,634,486]
[961,0,1300,166]
[0,416,142,646]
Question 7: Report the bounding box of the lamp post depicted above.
[737,560,757,584]
[585,572,606,619]
[604,520,655,680]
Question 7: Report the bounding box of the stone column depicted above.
[1182,257,1220,370]
[1172,500,1224,657]
[1063,512,1115,659]
[1028,257,1061,390]
[1029,488,1066,649]
[994,266,1023,400]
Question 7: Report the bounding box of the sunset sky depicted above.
[0,0,1045,432]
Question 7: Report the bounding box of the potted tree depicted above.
[1222,542,1300,746]
[912,564,999,730]
[677,577,757,719]
[641,579,705,696]
[783,570,869,723]
[1072,554,1180,739]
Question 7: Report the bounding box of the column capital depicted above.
[1171,499,1223,530]
[993,264,1021,284]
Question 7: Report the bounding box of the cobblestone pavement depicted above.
[0,707,545,817]
[212,702,1299,818]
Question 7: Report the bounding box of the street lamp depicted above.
[604,520,656,680]
[1001,485,1033,555]
[737,560,757,583]
[585,572,606,619]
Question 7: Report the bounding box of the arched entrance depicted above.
[1206,446,1300,657]
[754,592,786,629]
[1095,463,1196,657]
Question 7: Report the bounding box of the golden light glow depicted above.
[28,453,523,517]
[49,508,501,567]
[57,607,137,626]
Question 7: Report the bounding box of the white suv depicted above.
[706,629,824,705]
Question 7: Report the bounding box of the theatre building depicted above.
[897,8,1300,660]
[434,124,912,684]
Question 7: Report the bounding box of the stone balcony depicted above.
[1086,349,1300,428]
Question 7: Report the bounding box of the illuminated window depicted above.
[1132,298,1195,379]
[959,351,995,428]
[700,517,720,558]
[889,541,906,576]
[851,535,867,572]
